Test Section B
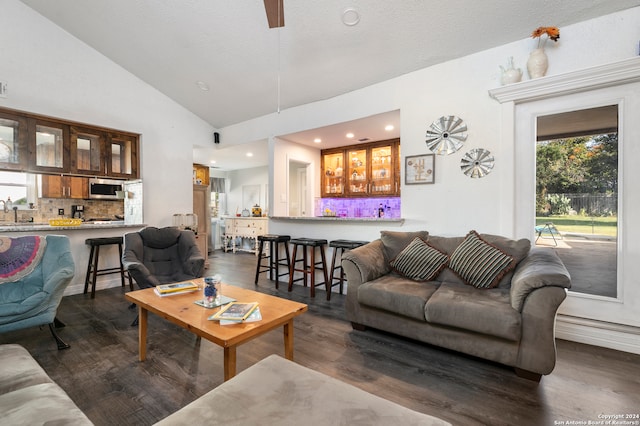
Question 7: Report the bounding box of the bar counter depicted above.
[1,221,147,295]
[269,216,404,223]
[267,216,405,244]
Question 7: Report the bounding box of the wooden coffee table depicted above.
[125,281,308,381]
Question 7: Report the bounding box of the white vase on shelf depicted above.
[527,48,548,79]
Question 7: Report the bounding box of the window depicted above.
[0,171,37,209]
[535,106,618,298]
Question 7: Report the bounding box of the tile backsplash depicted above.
[315,197,401,218]
[1,198,124,223]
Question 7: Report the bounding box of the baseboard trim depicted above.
[556,314,640,355]
[64,278,124,297]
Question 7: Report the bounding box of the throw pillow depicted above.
[448,230,515,289]
[390,237,448,282]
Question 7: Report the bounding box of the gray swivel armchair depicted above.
[122,226,205,290]
[0,235,75,349]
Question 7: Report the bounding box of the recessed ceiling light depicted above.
[196,81,210,91]
[342,8,360,26]
[346,132,355,139]
[385,125,394,131]
[246,152,253,157]
[210,160,216,164]
[314,138,322,143]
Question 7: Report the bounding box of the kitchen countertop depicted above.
[0,221,146,232]
[269,216,404,223]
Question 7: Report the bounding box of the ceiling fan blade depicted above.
[264,0,285,28]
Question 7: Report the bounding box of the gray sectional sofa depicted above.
[1,343,449,425]
[342,230,572,381]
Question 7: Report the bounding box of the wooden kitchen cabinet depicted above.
[321,138,400,197]
[193,184,210,268]
[40,175,88,199]
[0,106,140,179]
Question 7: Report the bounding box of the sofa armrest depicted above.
[184,254,205,278]
[510,247,571,311]
[342,239,389,284]
[121,252,161,289]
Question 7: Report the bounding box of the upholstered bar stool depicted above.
[328,239,369,300]
[84,236,133,298]
[254,234,291,288]
[288,238,330,299]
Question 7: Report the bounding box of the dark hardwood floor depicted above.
[2,250,639,425]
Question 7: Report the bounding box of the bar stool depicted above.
[328,239,369,300]
[254,234,291,288]
[84,236,133,298]
[288,238,330,299]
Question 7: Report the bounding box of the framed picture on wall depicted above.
[405,154,435,185]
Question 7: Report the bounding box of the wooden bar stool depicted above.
[288,238,329,299]
[254,234,291,288]
[328,239,369,300]
[84,236,133,298]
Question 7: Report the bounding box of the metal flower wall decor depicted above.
[425,115,467,155]
[460,148,495,178]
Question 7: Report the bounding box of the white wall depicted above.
[270,137,320,217]
[222,7,640,237]
[0,0,216,227]
[226,166,268,216]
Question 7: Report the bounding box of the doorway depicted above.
[288,160,309,217]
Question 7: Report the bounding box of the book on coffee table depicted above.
[154,282,199,297]
[209,302,259,322]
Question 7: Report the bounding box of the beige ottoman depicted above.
[157,354,449,425]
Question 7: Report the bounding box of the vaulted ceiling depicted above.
[20,0,639,130]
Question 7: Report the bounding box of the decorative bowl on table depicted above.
[49,218,83,227]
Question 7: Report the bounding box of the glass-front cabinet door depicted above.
[0,111,27,170]
[31,119,69,173]
[107,133,138,178]
[369,142,399,196]
[70,126,105,175]
[346,147,368,195]
[321,150,345,196]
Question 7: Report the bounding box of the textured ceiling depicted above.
[20,0,640,129]
[18,0,640,170]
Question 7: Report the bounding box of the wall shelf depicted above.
[489,56,640,104]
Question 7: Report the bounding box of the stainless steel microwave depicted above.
[88,178,124,200]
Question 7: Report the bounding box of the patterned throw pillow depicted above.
[448,230,515,289]
[390,237,448,282]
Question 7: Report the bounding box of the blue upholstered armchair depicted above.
[0,235,75,350]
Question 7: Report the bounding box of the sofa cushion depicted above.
[448,231,515,289]
[357,275,438,321]
[0,344,93,425]
[390,237,448,282]
[380,230,429,261]
[425,283,522,341]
